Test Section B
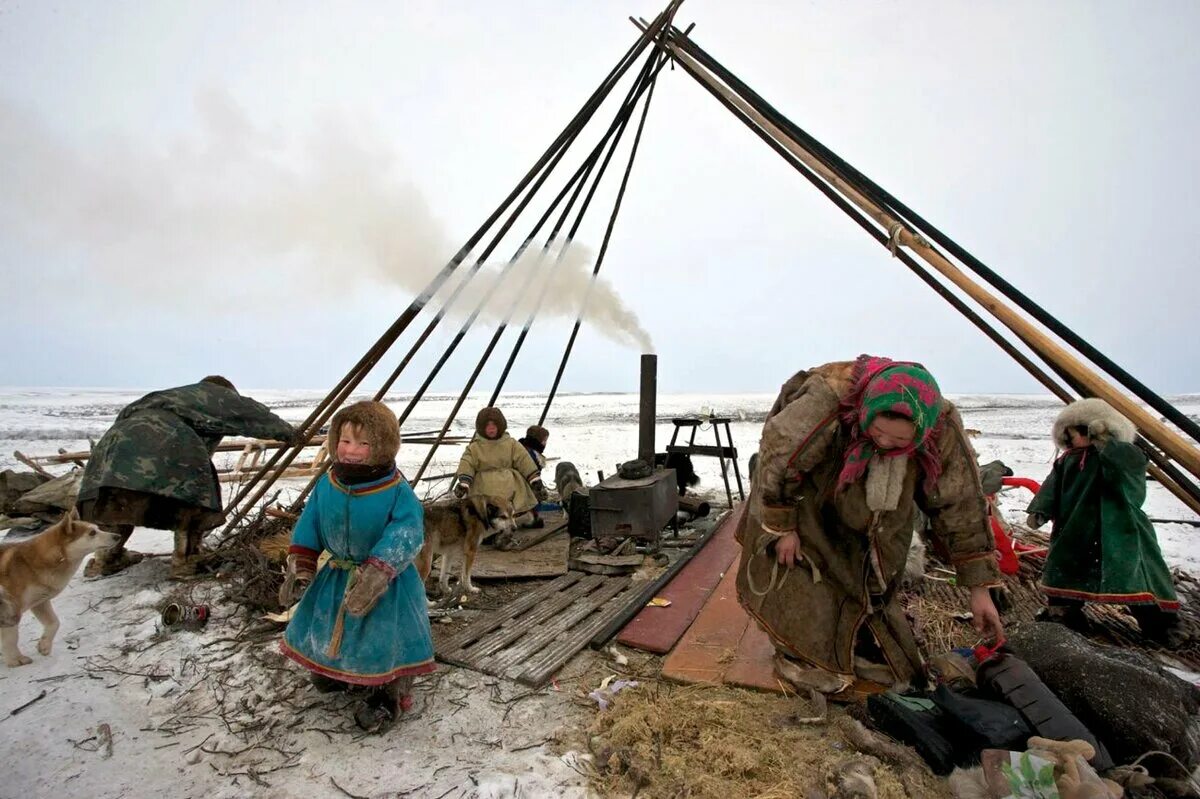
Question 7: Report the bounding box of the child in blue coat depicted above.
[279,401,435,731]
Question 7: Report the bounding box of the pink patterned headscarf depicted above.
[835,355,945,495]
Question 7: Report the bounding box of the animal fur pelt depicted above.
[1051,398,1136,449]
[901,530,927,589]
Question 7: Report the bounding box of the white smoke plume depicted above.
[0,91,653,351]
[430,239,654,351]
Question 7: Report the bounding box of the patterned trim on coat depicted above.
[279,641,436,686]
[1041,584,1180,611]
[329,468,403,497]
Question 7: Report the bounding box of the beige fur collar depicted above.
[865,454,908,512]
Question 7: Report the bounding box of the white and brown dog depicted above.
[416,495,516,597]
[0,507,119,667]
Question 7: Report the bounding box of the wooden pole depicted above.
[651,33,1200,483]
[218,10,681,530]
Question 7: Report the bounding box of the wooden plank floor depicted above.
[468,530,570,579]
[436,570,642,686]
[617,504,744,654]
[660,559,781,692]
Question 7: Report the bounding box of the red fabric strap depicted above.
[365,556,397,580]
[288,545,319,572]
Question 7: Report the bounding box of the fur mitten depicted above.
[278,553,315,607]
[344,558,395,617]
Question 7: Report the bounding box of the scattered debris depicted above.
[8,689,48,717]
[161,603,210,631]
[97,723,114,759]
[588,677,638,711]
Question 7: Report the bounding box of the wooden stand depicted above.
[666,417,745,507]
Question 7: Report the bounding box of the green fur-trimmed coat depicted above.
[1030,441,1178,610]
[737,361,1001,684]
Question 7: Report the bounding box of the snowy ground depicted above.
[1,388,1198,797]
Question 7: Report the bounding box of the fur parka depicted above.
[456,433,542,514]
[738,361,1000,686]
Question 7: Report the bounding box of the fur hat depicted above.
[200,375,237,393]
[1052,398,1136,449]
[525,424,549,445]
[329,401,401,465]
[476,407,507,439]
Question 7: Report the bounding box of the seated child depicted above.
[279,401,435,731]
[517,424,550,474]
[1027,398,1183,647]
[454,407,547,528]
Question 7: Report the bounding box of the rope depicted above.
[886,222,904,257]
[743,531,790,597]
[1127,750,1200,791]
[323,558,359,660]
[743,528,825,597]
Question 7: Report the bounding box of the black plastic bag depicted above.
[866,692,960,775]
[931,684,1033,754]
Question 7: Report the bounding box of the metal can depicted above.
[161,602,210,629]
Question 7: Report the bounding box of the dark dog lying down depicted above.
[654,452,700,496]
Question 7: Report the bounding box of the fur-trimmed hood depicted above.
[1052,398,1136,449]
[475,407,507,439]
[328,401,401,465]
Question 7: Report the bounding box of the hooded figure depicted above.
[1027,398,1181,644]
[77,376,295,577]
[518,424,550,473]
[280,401,435,731]
[738,356,1002,695]
[454,408,547,516]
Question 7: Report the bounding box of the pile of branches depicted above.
[205,501,297,614]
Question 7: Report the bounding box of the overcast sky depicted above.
[1,1,1197,396]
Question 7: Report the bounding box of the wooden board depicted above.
[617,503,744,654]
[467,531,570,579]
[660,560,780,692]
[499,520,568,552]
[437,570,642,686]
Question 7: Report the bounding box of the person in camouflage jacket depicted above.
[77,376,296,577]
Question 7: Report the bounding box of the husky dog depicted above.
[415,495,516,596]
[0,507,119,667]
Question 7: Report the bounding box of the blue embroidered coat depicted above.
[281,470,435,685]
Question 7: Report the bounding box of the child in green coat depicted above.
[1027,399,1182,647]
